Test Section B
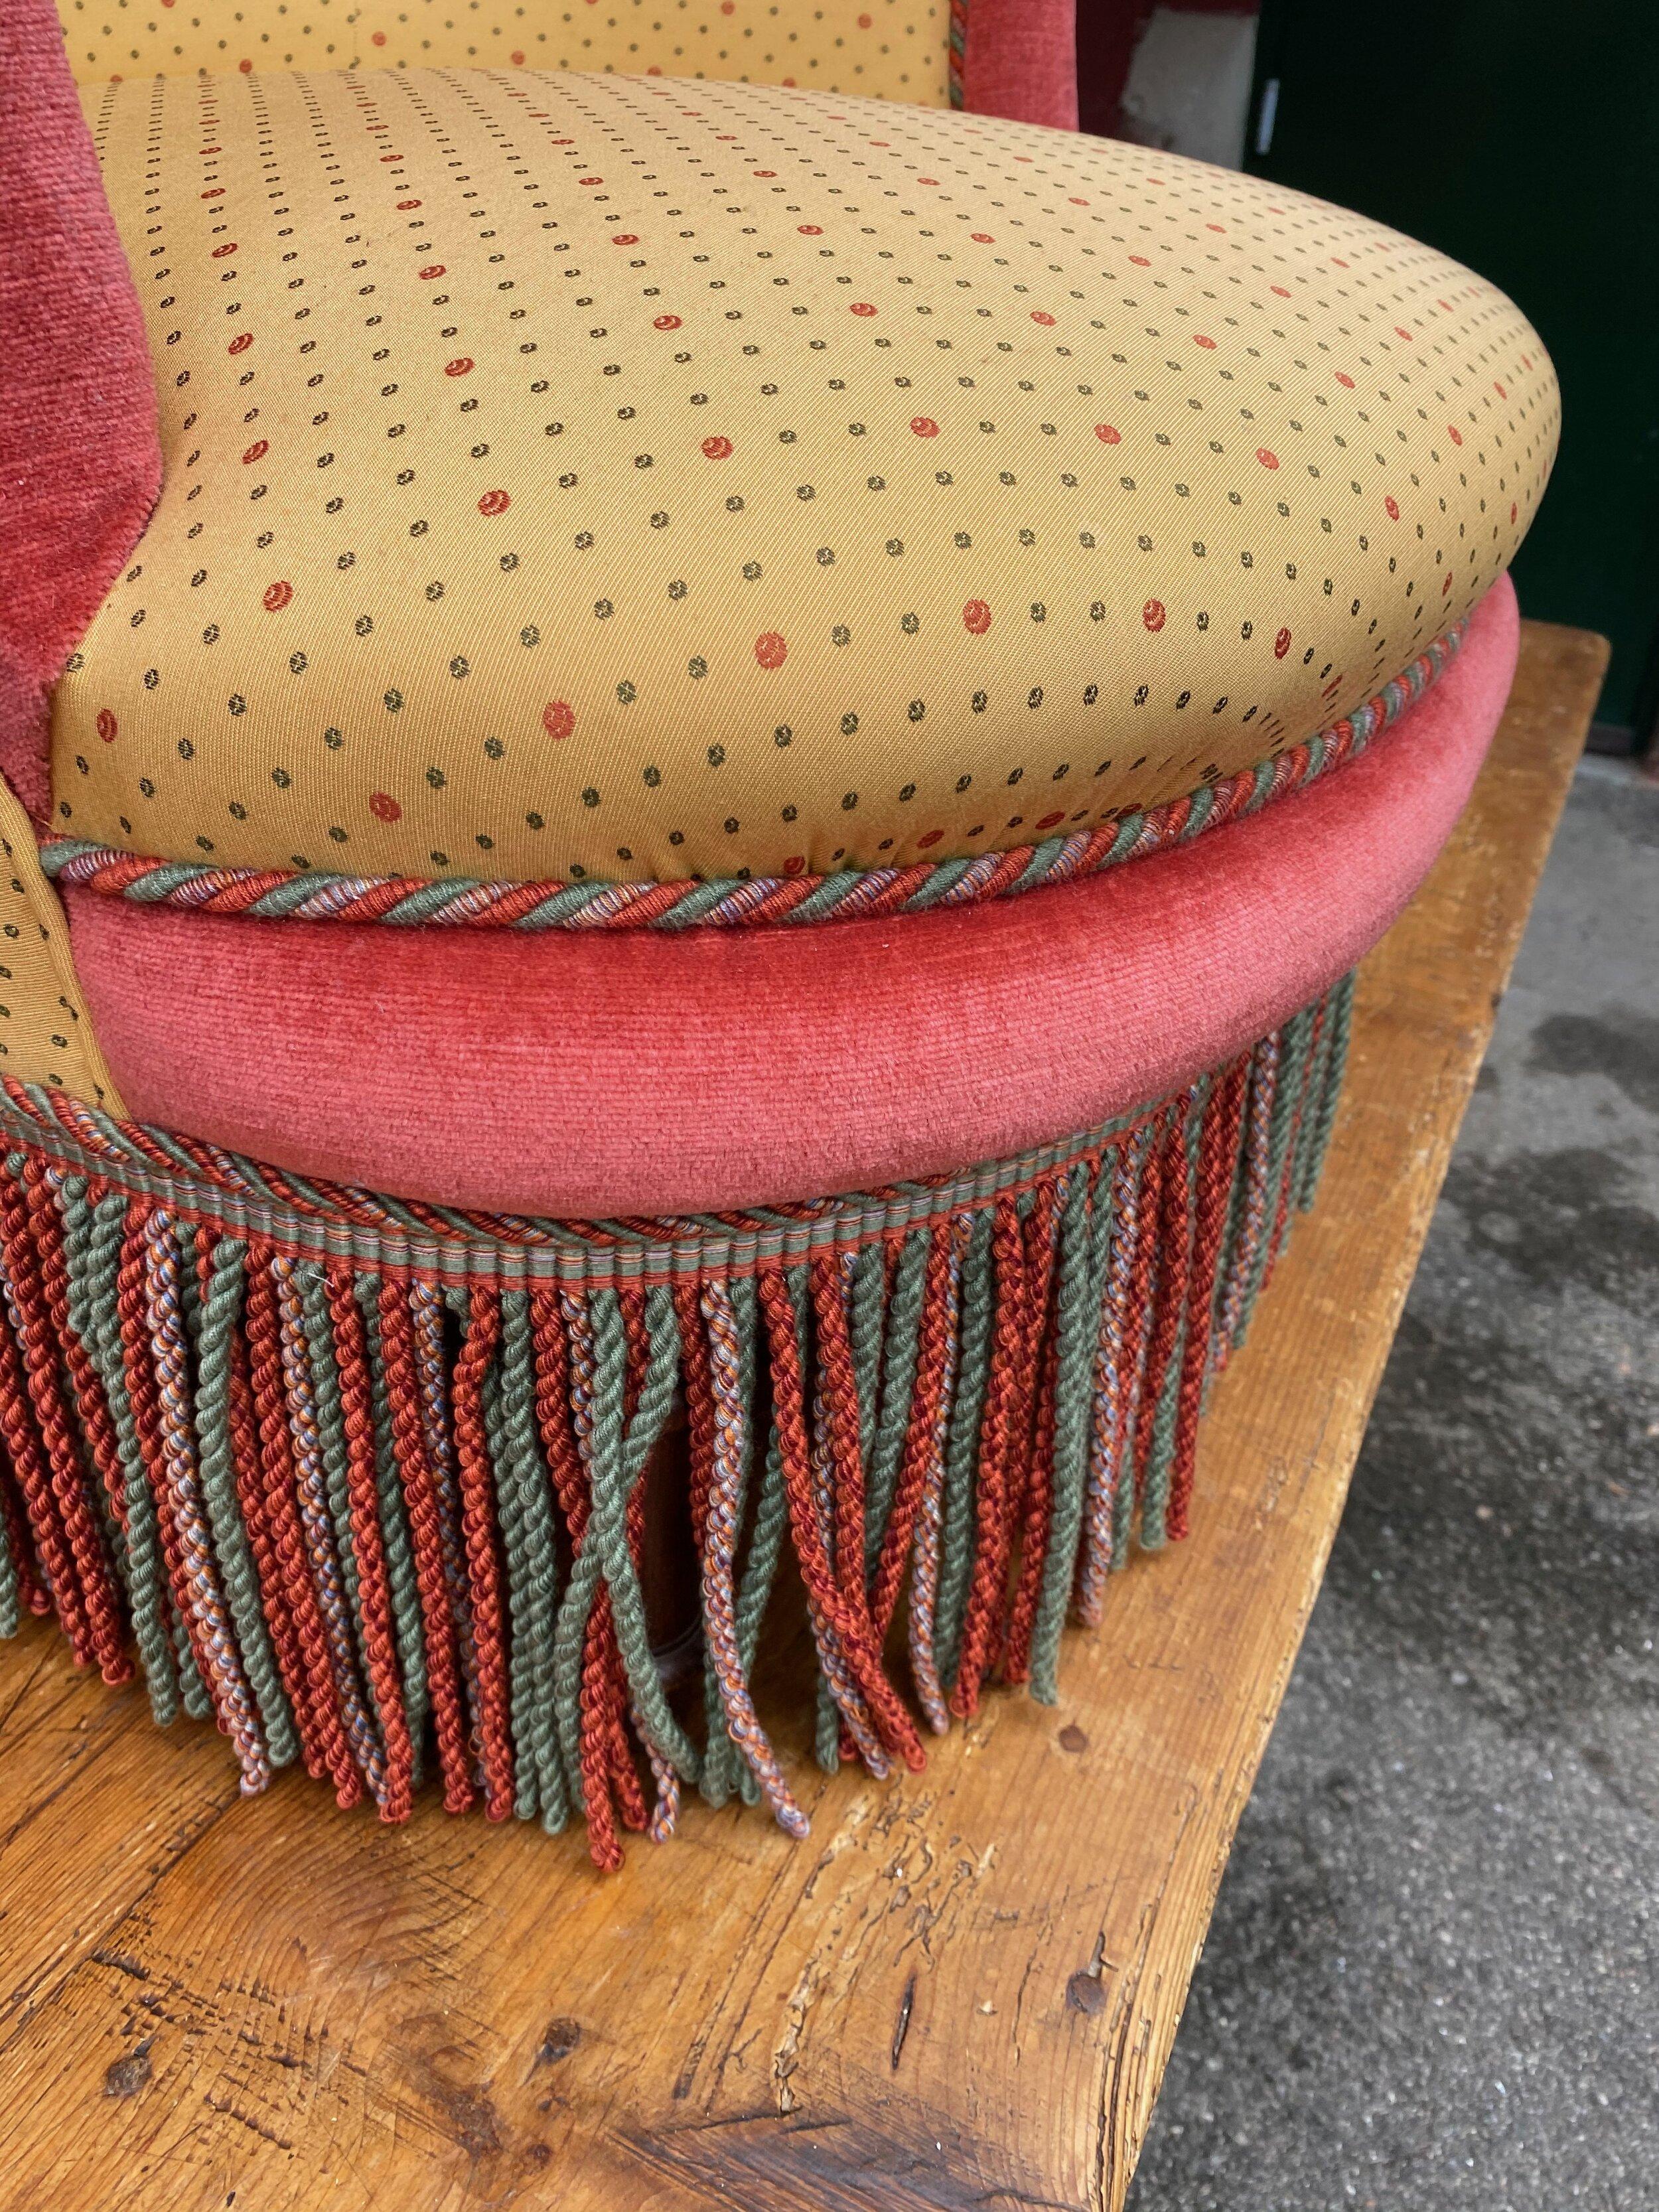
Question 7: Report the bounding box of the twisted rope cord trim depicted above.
[38,626,1461,934]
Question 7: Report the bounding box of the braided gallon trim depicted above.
[0,1072,1187,1291]
[38,626,1461,934]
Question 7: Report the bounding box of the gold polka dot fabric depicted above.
[54,68,1557,889]
[0,782,125,1110]
[55,0,952,103]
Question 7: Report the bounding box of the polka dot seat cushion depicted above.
[52,67,1551,891]
[0,22,1557,1863]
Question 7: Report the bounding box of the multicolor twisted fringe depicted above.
[38,628,1461,934]
[0,976,1354,1866]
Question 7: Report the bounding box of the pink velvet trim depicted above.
[67,578,1518,1218]
[963,0,1079,131]
[0,0,161,819]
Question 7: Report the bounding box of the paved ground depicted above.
[1128,756,1659,2212]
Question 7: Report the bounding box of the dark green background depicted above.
[1247,0,1658,746]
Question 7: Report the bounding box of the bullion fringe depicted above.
[0,976,1354,1868]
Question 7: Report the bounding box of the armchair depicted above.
[0,0,1553,1864]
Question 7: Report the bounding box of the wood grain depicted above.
[0,621,1609,2212]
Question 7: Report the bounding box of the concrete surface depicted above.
[1128,755,1659,2211]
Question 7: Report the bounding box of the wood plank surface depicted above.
[0,621,1609,2212]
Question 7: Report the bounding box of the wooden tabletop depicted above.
[0,621,1609,2212]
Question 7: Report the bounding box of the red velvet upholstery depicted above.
[66,579,1517,1218]
[0,0,161,820]
[964,0,1080,129]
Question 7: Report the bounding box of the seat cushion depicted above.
[53,67,1555,897]
[62,571,1518,1218]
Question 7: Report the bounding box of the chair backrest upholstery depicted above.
[54,1,1076,124]
[59,0,954,104]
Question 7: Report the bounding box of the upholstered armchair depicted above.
[0,0,1553,1863]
